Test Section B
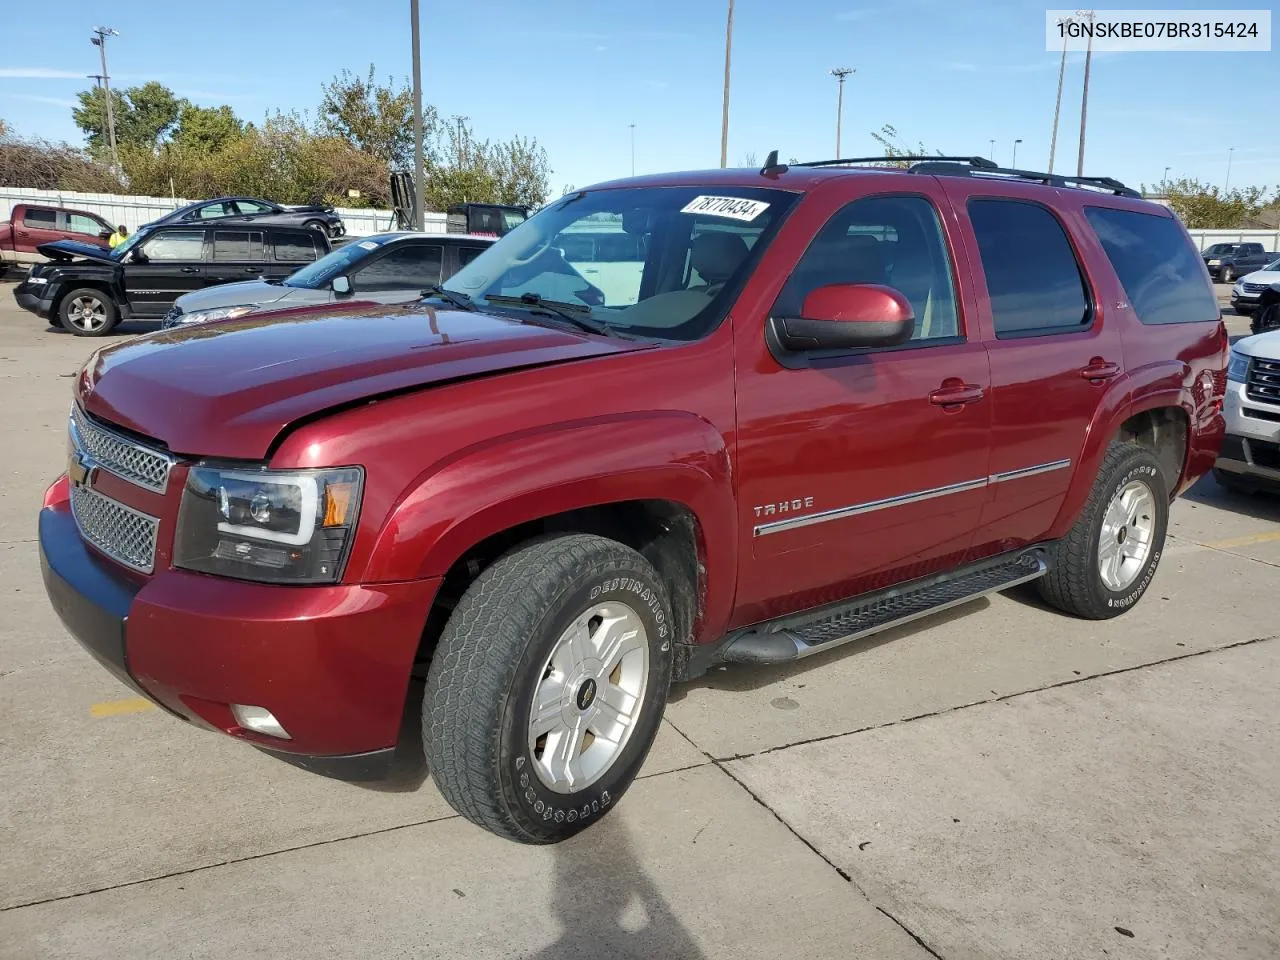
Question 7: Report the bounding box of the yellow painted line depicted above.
[1204,530,1280,551]
[89,697,157,718]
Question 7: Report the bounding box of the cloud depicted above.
[645,80,670,90]
[594,44,607,53]
[944,61,979,72]
[4,93,77,107]
[0,67,86,79]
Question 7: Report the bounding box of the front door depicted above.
[940,182,1124,556]
[733,185,993,627]
[348,241,445,304]
[122,228,207,317]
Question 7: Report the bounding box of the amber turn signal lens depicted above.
[323,480,357,527]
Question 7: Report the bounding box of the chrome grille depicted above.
[1247,356,1280,406]
[70,406,173,493]
[1242,282,1270,294]
[70,484,159,573]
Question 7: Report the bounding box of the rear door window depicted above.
[273,232,319,262]
[968,199,1092,337]
[353,244,443,291]
[22,208,57,228]
[1084,207,1219,325]
[212,231,265,261]
[141,230,206,261]
[457,245,488,267]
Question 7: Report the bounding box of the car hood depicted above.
[1239,269,1280,286]
[173,280,299,313]
[37,239,118,264]
[78,305,653,460]
[1235,329,1280,360]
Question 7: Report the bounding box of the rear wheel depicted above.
[58,288,118,337]
[303,219,329,236]
[423,533,675,843]
[1039,442,1169,620]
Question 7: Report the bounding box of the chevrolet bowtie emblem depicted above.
[68,450,95,488]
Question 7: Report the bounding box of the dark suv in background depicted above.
[143,197,346,239]
[12,223,329,336]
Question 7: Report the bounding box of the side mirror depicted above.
[771,283,915,353]
[332,275,351,295]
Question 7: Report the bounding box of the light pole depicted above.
[989,139,995,161]
[720,0,734,168]
[1225,147,1235,191]
[86,74,109,154]
[830,67,854,158]
[1076,9,1095,177]
[410,0,425,230]
[1012,138,1023,168]
[90,27,119,171]
[1048,15,1072,174]
[629,123,635,176]
[1163,165,1171,191]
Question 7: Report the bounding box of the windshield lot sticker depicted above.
[680,196,770,222]
[357,240,380,250]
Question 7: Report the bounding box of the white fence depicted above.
[1186,229,1280,253]
[0,187,444,237]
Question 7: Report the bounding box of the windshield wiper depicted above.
[421,284,476,312]
[484,292,618,338]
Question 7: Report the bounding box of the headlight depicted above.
[175,305,258,326]
[174,465,364,583]
[25,276,48,285]
[1207,259,1221,266]
[1227,350,1250,384]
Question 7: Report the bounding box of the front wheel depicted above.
[1039,442,1169,620]
[303,219,329,235]
[423,534,675,843]
[58,288,118,336]
[1221,267,1234,284]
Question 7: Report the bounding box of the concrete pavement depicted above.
[1,284,1276,959]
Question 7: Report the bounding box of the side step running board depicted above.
[721,550,1049,665]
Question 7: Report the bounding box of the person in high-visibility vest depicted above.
[108,225,129,248]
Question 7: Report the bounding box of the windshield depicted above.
[1263,257,1280,272]
[1205,244,1239,255]
[284,236,392,288]
[444,186,798,341]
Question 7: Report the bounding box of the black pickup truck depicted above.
[1202,242,1277,282]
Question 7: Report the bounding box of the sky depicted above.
[1,0,1276,199]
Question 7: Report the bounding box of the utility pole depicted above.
[629,123,636,176]
[1225,147,1235,191]
[90,27,119,171]
[830,67,854,157]
[989,139,995,161]
[1048,15,1072,174]
[86,74,109,155]
[410,0,425,230]
[720,0,734,168]
[1076,9,1095,177]
[1012,138,1022,168]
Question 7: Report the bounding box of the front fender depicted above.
[361,412,737,641]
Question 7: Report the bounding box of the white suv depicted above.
[1216,330,1280,493]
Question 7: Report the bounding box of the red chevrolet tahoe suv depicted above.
[39,155,1227,844]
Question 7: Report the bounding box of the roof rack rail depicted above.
[795,155,998,170]
[794,154,1141,199]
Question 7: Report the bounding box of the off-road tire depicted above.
[58,288,118,337]
[1221,267,1234,284]
[1038,442,1169,620]
[423,534,675,844]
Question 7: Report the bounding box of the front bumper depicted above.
[39,495,440,779]
[13,287,53,319]
[1216,380,1280,487]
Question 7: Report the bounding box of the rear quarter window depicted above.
[1084,207,1219,325]
[273,232,319,262]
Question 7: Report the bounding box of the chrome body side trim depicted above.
[753,458,1074,537]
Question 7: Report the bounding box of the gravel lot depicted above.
[1,281,1277,960]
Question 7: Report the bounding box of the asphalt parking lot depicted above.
[1,282,1277,960]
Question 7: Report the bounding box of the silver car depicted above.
[1216,329,1280,494]
[161,232,494,328]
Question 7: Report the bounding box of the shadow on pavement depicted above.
[525,820,705,960]
[1181,472,1280,525]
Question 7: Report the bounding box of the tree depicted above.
[1146,177,1278,229]
[172,104,244,153]
[421,117,550,210]
[0,130,123,191]
[319,65,431,169]
[72,82,184,151]
[869,124,941,167]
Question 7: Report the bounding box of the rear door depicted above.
[122,228,207,316]
[205,229,268,286]
[15,207,63,253]
[940,182,1124,556]
[347,241,444,304]
[447,241,491,280]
